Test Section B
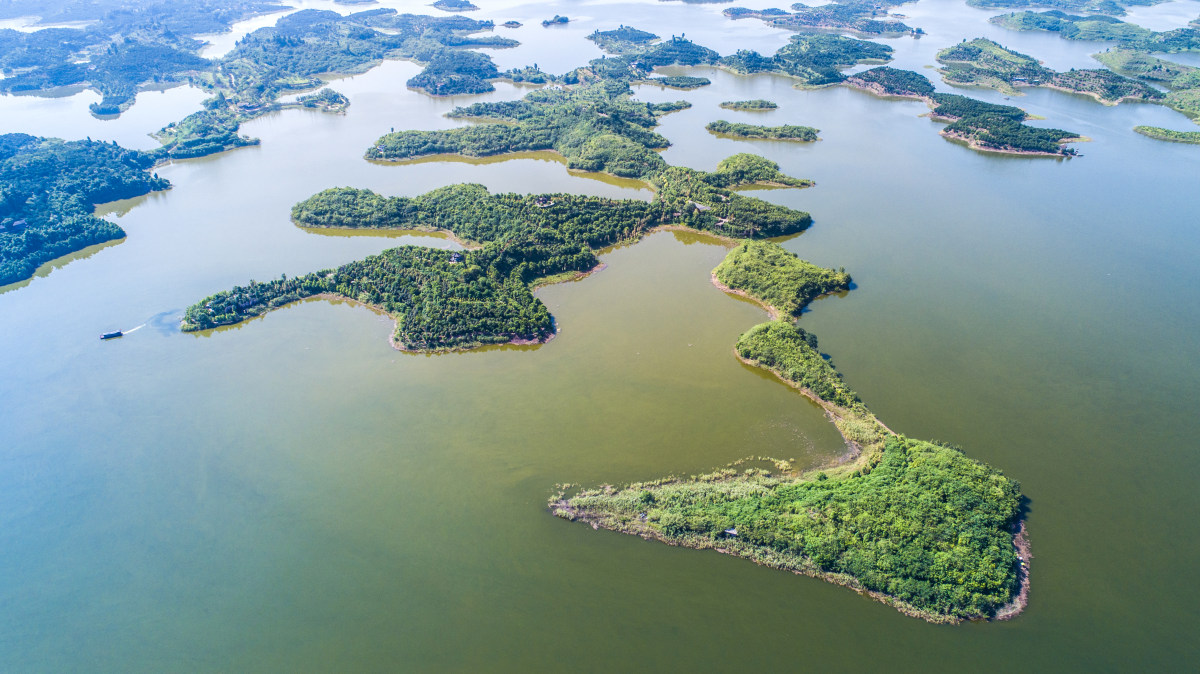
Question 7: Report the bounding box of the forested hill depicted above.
[0,134,169,287]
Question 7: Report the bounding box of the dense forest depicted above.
[713,240,850,318]
[706,120,819,141]
[720,99,778,110]
[0,134,169,286]
[555,318,1024,623]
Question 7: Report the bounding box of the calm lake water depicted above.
[1,1,1198,671]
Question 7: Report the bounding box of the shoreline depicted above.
[939,130,1074,158]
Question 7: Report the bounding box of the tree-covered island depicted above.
[1133,126,1200,143]
[720,99,779,110]
[991,10,1200,52]
[936,38,1162,104]
[706,120,820,141]
[724,2,921,38]
[552,242,1027,624]
[0,134,170,286]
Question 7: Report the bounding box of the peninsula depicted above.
[552,242,1026,624]
[0,134,169,286]
[844,67,1082,156]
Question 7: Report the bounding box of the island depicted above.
[844,67,1082,156]
[645,75,711,89]
[991,10,1200,52]
[1093,48,1200,122]
[0,134,170,286]
[183,150,816,345]
[1,6,520,156]
[1133,126,1200,143]
[0,0,284,117]
[706,120,820,142]
[721,34,894,87]
[542,15,569,27]
[936,38,1163,105]
[724,2,920,38]
[712,240,850,318]
[174,28,1032,621]
[720,99,778,110]
[551,242,1027,624]
[431,0,478,11]
[586,26,660,53]
[967,0,1159,15]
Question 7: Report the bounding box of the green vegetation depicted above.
[937,38,1162,104]
[1133,126,1200,143]
[152,104,260,159]
[706,120,819,142]
[991,11,1200,52]
[713,240,850,318]
[966,0,1157,16]
[721,34,894,87]
[432,0,478,11]
[720,99,778,110]
[724,2,918,38]
[1094,48,1196,83]
[554,319,1024,623]
[647,75,711,89]
[844,66,936,99]
[0,134,169,286]
[295,87,350,112]
[0,1,281,118]
[1092,49,1200,121]
[405,49,500,96]
[542,15,570,27]
[186,163,815,343]
[937,38,1054,94]
[587,26,660,54]
[931,94,1080,155]
[368,81,680,179]
[1048,67,1163,104]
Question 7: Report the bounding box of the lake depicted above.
[1,0,1198,670]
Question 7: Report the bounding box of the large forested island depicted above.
[553,241,1027,624]
[936,37,1162,104]
[0,134,169,286]
[845,67,1082,155]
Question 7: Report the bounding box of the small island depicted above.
[294,88,350,113]
[706,120,819,142]
[542,15,569,27]
[722,34,894,87]
[431,0,478,11]
[502,21,522,28]
[646,75,711,89]
[720,99,778,110]
[713,240,850,318]
[1133,126,1200,143]
[0,134,170,286]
